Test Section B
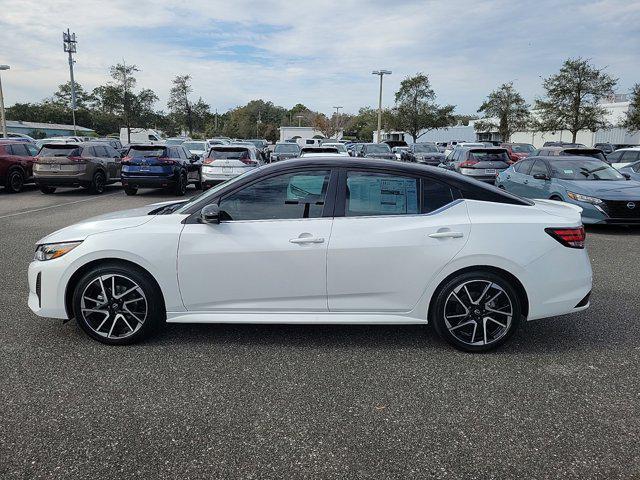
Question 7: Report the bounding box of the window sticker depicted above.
[348,176,418,214]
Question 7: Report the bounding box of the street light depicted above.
[0,64,9,139]
[371,70,391,143]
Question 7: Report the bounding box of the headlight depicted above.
[34,241,82,261]
[567,192,603,205]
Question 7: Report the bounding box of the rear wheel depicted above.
[431,271,522,352]
[72,263,164,345]
[5,169,25,193]
[39,185,56,194]
[89,171,106,194]
[174,171,187,196]
[124,186,138,196]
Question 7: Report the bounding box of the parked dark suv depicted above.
[401,143,446,165]
[121,144,202,196]
[356,143,395,160]
[34,142,122,194]
[0,141,36,193]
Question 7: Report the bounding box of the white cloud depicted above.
[0,0,638,116]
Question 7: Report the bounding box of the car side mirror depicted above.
[199,204,220,224]
[190,154,199,161]
[533,173,550,180]
[622,172,631,180]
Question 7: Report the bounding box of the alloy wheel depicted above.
[80,274,148,339]
[443,280,513,347]
[9,171,24,193]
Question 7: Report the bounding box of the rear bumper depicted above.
[34,172,93,187]
[121,174,178,188]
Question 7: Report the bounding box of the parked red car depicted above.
[500,143,535,162]
[0,140,37,193]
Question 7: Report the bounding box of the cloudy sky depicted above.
[0,0,639,116]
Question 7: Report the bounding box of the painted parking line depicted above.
[0,192,121,220]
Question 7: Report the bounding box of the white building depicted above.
[279,126,343,143]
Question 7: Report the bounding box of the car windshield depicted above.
[511,144,534,153]
[414,144,438,153]
[182,142,207,151]
[39,145,80,157]
[274,144,300,153]
[323,144,347,153]
[367,144,391,153]
[550,160,625,180]
[127,147,166,158]
[208,148,250,159]
[469,150,509,161]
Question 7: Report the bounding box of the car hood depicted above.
[36,200,186,245]
[558,179,640,199]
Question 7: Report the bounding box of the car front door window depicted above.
[219,170,331,221]
[344,171,419,217]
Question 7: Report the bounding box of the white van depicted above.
[120,128,165,145]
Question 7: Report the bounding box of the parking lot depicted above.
[1,185,639,479]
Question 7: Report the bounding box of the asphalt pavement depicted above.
[1,185,639,479]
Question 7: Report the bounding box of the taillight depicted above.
[203,157,215,165]
[545,227,586,249]
[159,158,175,165]
[68,156,86,163]
[459,160,478,168]
[240,158,257,165]
[121,156,132,165]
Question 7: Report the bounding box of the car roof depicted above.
[525,155,607,162]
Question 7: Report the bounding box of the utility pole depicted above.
[371,70,391,143]
[214,108,218,132]
[332,106,342,139]
[63,29,78,136]
[256,111,261,137]
[0,65,9,138]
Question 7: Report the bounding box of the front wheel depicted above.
[430,271,522,352]
[72,263,165,345]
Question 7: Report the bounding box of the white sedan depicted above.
[27,158,592,352]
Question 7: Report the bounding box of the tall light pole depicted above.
[63,29,78,136]
[295,115,304,127]
[371,70,391,143]
[332,106,342,139]
[0,65,9,138]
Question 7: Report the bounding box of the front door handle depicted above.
[428,231,464,239]
[290,236,325,244]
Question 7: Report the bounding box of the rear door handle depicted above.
[290,237,325,244]
[428,231,464,239]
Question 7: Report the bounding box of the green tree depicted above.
[109,62,141,143]
[622,84,640,132]
[475,82,530,142]
[168,75,195,136]
[534,57,618,143]
[52,81,93,109]
[393,73,455,142]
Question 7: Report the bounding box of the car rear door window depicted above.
[345,171,419,217]
[621,151,640,163]
[82,147,95,157]
[219,170,331,221]
[8,144,29,156]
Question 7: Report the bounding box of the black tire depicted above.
[124,186,138,196]
[430,271,522,352]
[194,175,203,190]
[89,171,106,194]
[5,169,25,193]
[72,262,165,345]
[174,171,187,196]
[39,185,56,194]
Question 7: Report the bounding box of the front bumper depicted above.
[28,259,70,319]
